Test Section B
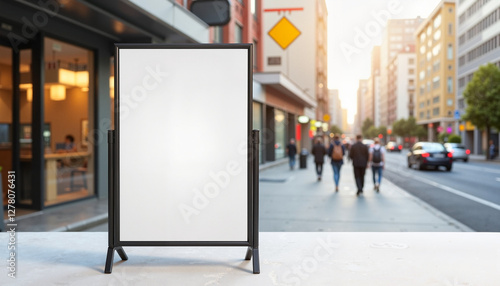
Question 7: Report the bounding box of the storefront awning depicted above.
[253,72,316,109]
[6,0,208,43]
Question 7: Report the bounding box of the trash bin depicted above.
[299,149,308,169]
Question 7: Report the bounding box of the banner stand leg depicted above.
[252,248,260,274]
[105,246,128,273]
[245,246,252,260]
[104,130,128,274]
[251,130,260,274]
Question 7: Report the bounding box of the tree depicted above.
[392,118,406,138]
[462,63,500,159]
[448,134,461,143]
[361,118,374,138]
[330,125,343,136]
[392,117,426,143]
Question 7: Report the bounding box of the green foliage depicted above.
[392,118,406,137]
[462,63,500,131]
[365,126,377,139]
[377,126,387,138]
[330,125,343,136]
[438,132,448,143]
[463,63,500,159]
[361,118,374,137]
[391,117,426,139]
[448,134,461,143]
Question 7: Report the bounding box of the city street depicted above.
[86,156,470,233]
[384,151,500,231]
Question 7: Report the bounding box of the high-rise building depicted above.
[357,79,368,129]
[328,89,342,128]
[387,45,416,126]
[365,46,380,125]
[342,108,349,135]
[368,46,382,127]
[415,0,456,141]
[380,18,423,127]
[457,0,500,154]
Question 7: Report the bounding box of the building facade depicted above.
[380,18,423,127]
[457,0,500,154]
[415,0,456,142]
[0,0,210,209]
[387,45,416,127]
[262,0,328,150]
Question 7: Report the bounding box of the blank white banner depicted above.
[118,46,249,242]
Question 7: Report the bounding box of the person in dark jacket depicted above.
[286,139,297,170]
[349,134,369,196]
[327,134,346,192]
[311,139,327,181]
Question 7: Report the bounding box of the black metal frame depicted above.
[104,43,259,274]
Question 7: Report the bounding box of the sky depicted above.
[326,0,442,123]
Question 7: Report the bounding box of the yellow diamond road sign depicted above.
[268,17,301,50]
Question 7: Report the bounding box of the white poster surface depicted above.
[118,47,249,241]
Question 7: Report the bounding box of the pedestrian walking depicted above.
[311,139,327,181]
[311,139,326,181]
[369,138,385,192]
[489,140,496,160]
[286,139,298,170]
[349,134,369,196]
[328,135,346,192]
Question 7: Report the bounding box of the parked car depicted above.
[407,142,453,171]
[386,141,402,152]
[444,143,470,162]
[362,139,374,148]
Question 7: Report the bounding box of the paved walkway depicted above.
[3,156,474,232]
[259,157,471,232]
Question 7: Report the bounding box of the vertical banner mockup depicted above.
[105,44,259,274]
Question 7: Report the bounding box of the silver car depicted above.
[444,143,470,162]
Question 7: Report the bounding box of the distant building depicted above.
[366,46,380,126]
[357,79,368,131]
[415,0,456,141]
[342,109,349,135]
[387,45,416,127]
[380,18,423,127]
[457,0,500,154]
[368,46,382,127]
[328,89,342,129]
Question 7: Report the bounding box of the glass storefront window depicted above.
[0,46,13,207]
[110,57,115,129]
[19,49,33,205]
[42,37,94,206]
[275,109,286,159]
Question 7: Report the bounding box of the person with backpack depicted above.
[327,134,346,192]
[369,138,386,192]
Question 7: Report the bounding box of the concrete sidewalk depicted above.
[4,156,472,232]
[259,156,472,232]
